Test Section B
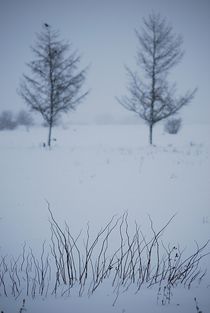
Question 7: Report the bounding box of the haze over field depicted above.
[0,1,210,312]
[0,0,210,124]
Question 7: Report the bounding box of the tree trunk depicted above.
[48,123,52,147]
[149,124,153,145]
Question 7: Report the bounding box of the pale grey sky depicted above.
[0,0,209,124]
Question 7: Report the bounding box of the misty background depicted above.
[0,0,210,125]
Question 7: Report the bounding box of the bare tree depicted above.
[117,13,196,144]
[19,24,88,147]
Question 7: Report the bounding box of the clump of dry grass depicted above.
[0,208,209,307]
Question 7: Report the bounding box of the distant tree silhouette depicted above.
[16,110,34,130]
[19,24,88,147]
[117,13,196,144]
[0,110,17,130]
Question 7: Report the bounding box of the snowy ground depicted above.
[0,124,210,312]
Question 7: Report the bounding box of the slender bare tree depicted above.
[19,24,88,147]
[117,13,197,144]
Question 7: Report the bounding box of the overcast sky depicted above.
[0,0,209,124]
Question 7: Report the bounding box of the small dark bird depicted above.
[44,23,49,27]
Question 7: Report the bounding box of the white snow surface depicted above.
[0,124,210,312]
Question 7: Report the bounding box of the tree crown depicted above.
[19,24,88,126]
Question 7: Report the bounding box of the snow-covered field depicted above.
[0,124,210,312]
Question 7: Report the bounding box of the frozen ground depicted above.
[0,124,210,312]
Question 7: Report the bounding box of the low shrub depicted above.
[164,117,182,134]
